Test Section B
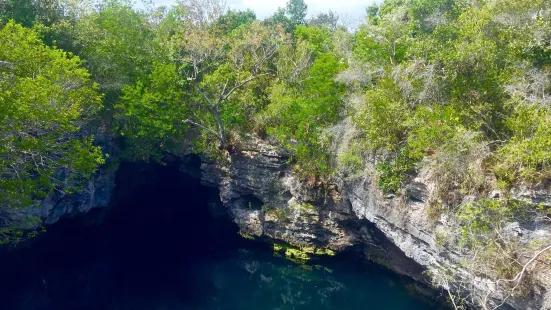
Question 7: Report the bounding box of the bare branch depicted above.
[216,79,230,105]
[193,82,215,107]
[490,244,551,310]
[222,73,271,103]
[183,119,222,142]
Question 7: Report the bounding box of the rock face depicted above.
[199,138,551,310]
[198,140,432,282]
[41,169,116,225]
[1,133,118,231]
[14,137,551,309]
[2,166,116,231]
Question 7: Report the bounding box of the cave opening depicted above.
[0,157,249,310]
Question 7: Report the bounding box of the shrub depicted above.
[424,130,490,206]
[354,78,412,152]
[375,147,418,194]
[494,105,551,186]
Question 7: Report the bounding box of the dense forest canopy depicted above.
[1,0,551,307]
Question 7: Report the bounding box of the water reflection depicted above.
[190,248,433,310]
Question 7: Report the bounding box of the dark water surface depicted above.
[0,162,439,310]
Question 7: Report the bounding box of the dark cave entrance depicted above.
[0,156,246,310]
[104,157,244,261]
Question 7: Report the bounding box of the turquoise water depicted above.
[174,248,435,310]
[0,162,441,310]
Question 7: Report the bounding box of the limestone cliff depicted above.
[199,138,551,310]
[14,137,551,310]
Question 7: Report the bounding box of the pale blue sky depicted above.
[149,0,377,22]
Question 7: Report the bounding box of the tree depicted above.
[409,0,466,33]
[0,0,63,27]
[171,0,288,149]
[265,0,308,33]
[308,11,339,31]
[262,26,345,176]
[356,3,412,65]
[366,3,379,20]
[344,1,551,308]
[286,0,307,27]
[265,7,288,28]
[115,62,189,160]
[70,1,156,93]
[216,9,256,34]
[0,22,104,215]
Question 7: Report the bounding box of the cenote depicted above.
[0,159,443,310]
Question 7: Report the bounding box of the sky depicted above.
[149,0,378,23]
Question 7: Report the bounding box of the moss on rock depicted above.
[273,243,336,263]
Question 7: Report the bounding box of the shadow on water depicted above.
[0,158,443,310]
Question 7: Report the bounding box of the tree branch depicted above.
[183,119,222,142]
[221,73,271,103]
[489,244,551,310]
[193,82,215,107]
[216,79,230,105]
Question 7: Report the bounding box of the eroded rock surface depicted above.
[14,137,551,309]
[199,138,551,310]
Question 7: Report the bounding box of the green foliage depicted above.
[307,11,339,31]
[349,0,551,194]
[265,0,308,33]
[273,242,335,264]
[0,21,104,209]
[375,147,417,194]
[294,25,331,52]
[263,27,345,177]
[354,79,411,152]
[353,25,392,65]
[0,0,63,27]
[409,0,466,33]
[338,143,364,175]
[407,105,465,159]
[116,62,189,161]
[264,7,288,28]
[65,0,157,95]
[216,9,256,34]
[0,217,43,246]
[456,198,537,248]
[457,199,506,246]
[354,2,412,65]
[495,106,551,185]
[435,13,507,104]
[285,0,308,27]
